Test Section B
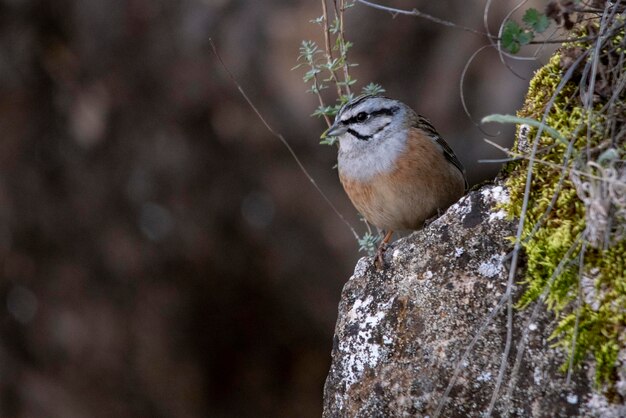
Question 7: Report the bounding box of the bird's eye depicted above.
[356,112,368,122]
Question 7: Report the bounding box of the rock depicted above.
[323,183,595,417]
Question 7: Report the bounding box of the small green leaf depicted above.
[319,136,338,146]
[296,40,320,64]
[357,232,380,255]
[362,82,386,95]
[501,20,534,54]
[303,67,321,82]
[481,114,567,145]
[518,30,534,46]
[322,58,339,71]
[502,20,523,54]
[338,94,354,104]
[312,105,340,118]
[329,18,340,34]
[307,83,327,94]
[309,15,324,25]
[522,8,550,33]
[337,78,356,87]
[597,148,620,165]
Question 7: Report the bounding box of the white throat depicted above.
[337,129,408,181]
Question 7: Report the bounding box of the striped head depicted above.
[326,95,416,181]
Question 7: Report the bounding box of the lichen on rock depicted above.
[505,33,626,391]
[323,184,595,417]
[323,11,625,416]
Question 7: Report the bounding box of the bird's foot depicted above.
[374,242,388,270]
[373,230,394,270]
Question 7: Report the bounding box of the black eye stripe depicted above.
[347,128,370,141]
[371,106,399,118]
[342,106,399,125]
[347,121,391,141]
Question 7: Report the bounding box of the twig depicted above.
[337,0,352,96]
[483,138,626,187]
[321,0,343,99]
[495,0,531,80]
[313,73,333,127]
[566,241,586,385]
[356,0,488,36]
[460,44,499,135]
[357,0,625,46]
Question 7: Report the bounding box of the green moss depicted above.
[505,48,626,388]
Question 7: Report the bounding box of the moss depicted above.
[504,46,626,389]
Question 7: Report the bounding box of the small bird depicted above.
[325,95,468,267]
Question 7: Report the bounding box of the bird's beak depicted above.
[322,121,348,139]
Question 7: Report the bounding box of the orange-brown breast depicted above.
[339,128,466,231]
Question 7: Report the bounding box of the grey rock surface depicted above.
[323,183,596,417]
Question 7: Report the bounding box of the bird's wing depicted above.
[415,115,469,191]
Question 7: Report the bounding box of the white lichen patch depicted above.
[353,257,369,278]
[364,310,386,327]
[586,393,626,417]
[517,124,531,154]
[617,349,626,397]
[334,392,344,412]
[533,366,543,385]
[481,185,510,205]
[339,296,394,388]
[484,186,510,223]
[449,194,472,217]
[477,253,505,278]
[581,268,603,311]
[489,208,507,222]
[347,296,373,322]
[476,371,492,382]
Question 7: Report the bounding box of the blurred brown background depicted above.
[0,1,547,417]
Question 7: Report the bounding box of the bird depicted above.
[324,94,468,267]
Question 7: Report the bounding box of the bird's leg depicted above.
[375,230,394,269]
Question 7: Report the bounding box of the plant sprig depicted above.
[501,8,551,54]
[294,1,386,125]
[294,1,386,252]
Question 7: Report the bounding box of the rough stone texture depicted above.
[323,183,598,418]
